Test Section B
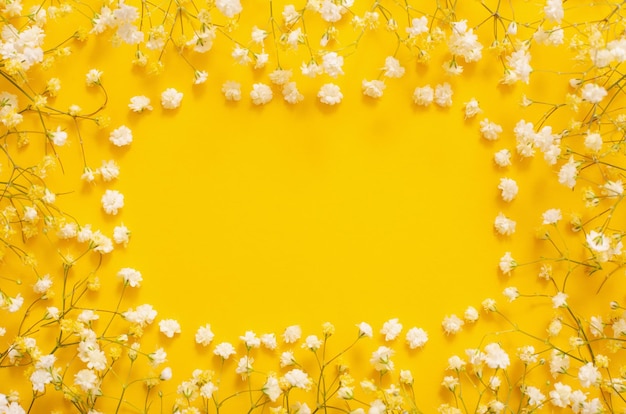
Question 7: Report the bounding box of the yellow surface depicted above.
[1,0,625,412]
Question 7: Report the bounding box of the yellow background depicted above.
[1,0,618,412]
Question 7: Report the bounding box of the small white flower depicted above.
[434,83,453,107]
[382,56,405,78]
[250,83,273,105]
[442,314,464,335]
[362,79,385,98]
[494,212,516,236]
[86,69,102,86]
[480,119,503,140]
[128,95,152,112]
[499,251,516,275]
[282,325,302,343]
[357,322,373,337]
[498,177,518,202]
[101,190,124,215]
[494,149,512,167]
[464,306,479,322]
[222,81,242,101]
[380,318,402,341]
[318,83,343,105]
[405,327,428,348]
[50,126,68,146]
[161,88,183,109]
[160,367,172,381]
[502,286,519,302]
[552,292,568,308]
[542,208,562,225]
[159,319,181,338]
[412,85,434,106]
[463,98,481,119]
[109,125,133,147]
[117,267,142,287]
[581,83,607,104]
[195,324,214,346]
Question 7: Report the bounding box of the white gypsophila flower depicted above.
[581,83,607,104]
[370,346,394,372]
[284,368,312,389]
[109,125,133,147]
[463,98,481,119]
[33,274,53,294]
[282,82,304,104]
[159,319,181,338]
[382,56,405,78]
[502,286,519,302]
[405,327,428,348]
[269,69,292,85]
[544,0,564,23]
[263,375,282,401]
[578,362,601,388]
[113,223,130,246]
[161,88,183,109]
[250,83,273,105]
[195,324,214,346]
[251,26,267,44]
[362,79,385,98]
[406,16,428,36]
[149,348,167,366]
[586,230,610,252]
[434,83,453,107]
[101,189,124,215]
[123,304,157,327]
[240,331,261,349]
[302,335,322,351]
[98,160,119,182]
[318,83,343,105]
[494,212,516,236]
[517,345,537,364]
[558,156,578,188]
[584,131,602,152]
[214,342,236,359]
[499,251,516,275]
[49,126,67,146]
[235,355,253,377]
[494,149,512,167]
[483,342,510,369]
[498,177,518,202]
[222,81,242,101]
[283,325,302,343]
[301,61,323,78]
[380,318,402,341]
[321,52,344,78]
[260,333,277,349]
[412,85,434,106]
[447,355,465,371]
[542,208,562,225]
[589,316,604,338]
[117,267,142,287]
[74,369,99,393]
[194,70,208,84]
[357,322,373,337]
[503,48,532,84]
[552,292,568,308]
[85,69,102,86]
[464,306,479,322]
[480,119,503,140]
[160,367,172,381]
[280,351,295,367]
[215,0,242,17]
[525,385,546,406]
[448,20,483,62]
[253,52,268,69]
[128,95,152,112]
[442,314,464,335]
